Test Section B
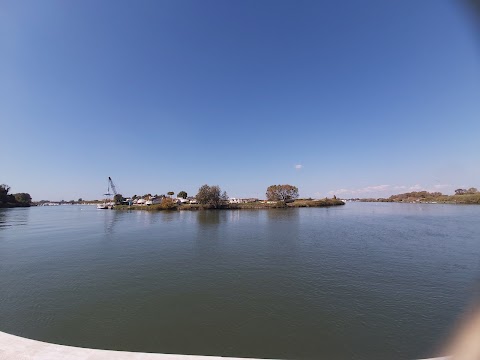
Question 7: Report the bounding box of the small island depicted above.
[114,184,345,211]
[0,184,32,208]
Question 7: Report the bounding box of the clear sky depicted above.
[1,0,479,201]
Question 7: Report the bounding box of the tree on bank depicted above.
[0,184,10,196]
[114,194,124,204]
[196,185,228,208]
[160,197,177,209]
[0,184,11,204]
[14,193,32,204]
[266,184,299,202]
[0,184,31,207]
[177,191,187,199]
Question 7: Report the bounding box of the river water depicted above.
[0,203,479,359]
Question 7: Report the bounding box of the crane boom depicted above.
[108,177,118,196]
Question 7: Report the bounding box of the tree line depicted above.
[358,187,480,204]
[0,184,32,207]
[117,184,301,208]
[194,183,299,207]
[455,188,478,195]
[0,182,302,208]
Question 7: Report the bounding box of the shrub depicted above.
[160,197,177,210]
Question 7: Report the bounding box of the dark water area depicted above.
[0,204,479,359]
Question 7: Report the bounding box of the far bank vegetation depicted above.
[0,184,32,208]
[115,184,344,211]
[359,188,480,204]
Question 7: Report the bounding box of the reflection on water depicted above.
[0,209,8,229]
[0,208,29,230]
[0,204,480,359]
[196,210,227,225]
[103,209,120,236]
[159,210,178,223]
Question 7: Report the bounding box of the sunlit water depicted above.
[0,204,479,359]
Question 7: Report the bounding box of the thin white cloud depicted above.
[327,184,392,197]
[326,188,351,196]
[294,164,303,170]
[433,184,450,189]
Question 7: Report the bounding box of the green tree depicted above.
[14,193,32,204]
[167,191,175,197]
[177,191,187,199]
[78,198,83,202]
[196,184,228,208]
[114,194,123,204]
[0,184,10,196]
[0,184,11,204]
[266,184,299,202]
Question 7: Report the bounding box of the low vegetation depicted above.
[160,197,177,209]
[289,198,345,207]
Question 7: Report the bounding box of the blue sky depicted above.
[1,0,479,201]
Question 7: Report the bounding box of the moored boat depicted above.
[97,178,115,209]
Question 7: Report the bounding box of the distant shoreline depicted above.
[354,191,480,205]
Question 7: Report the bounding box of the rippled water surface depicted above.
[0,204,479,359]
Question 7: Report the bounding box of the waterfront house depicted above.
[151,196,165,205]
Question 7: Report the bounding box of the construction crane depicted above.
[108,177,118,197]
[103,177,120,203]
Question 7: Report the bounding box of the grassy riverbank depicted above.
[115,198,345,211]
